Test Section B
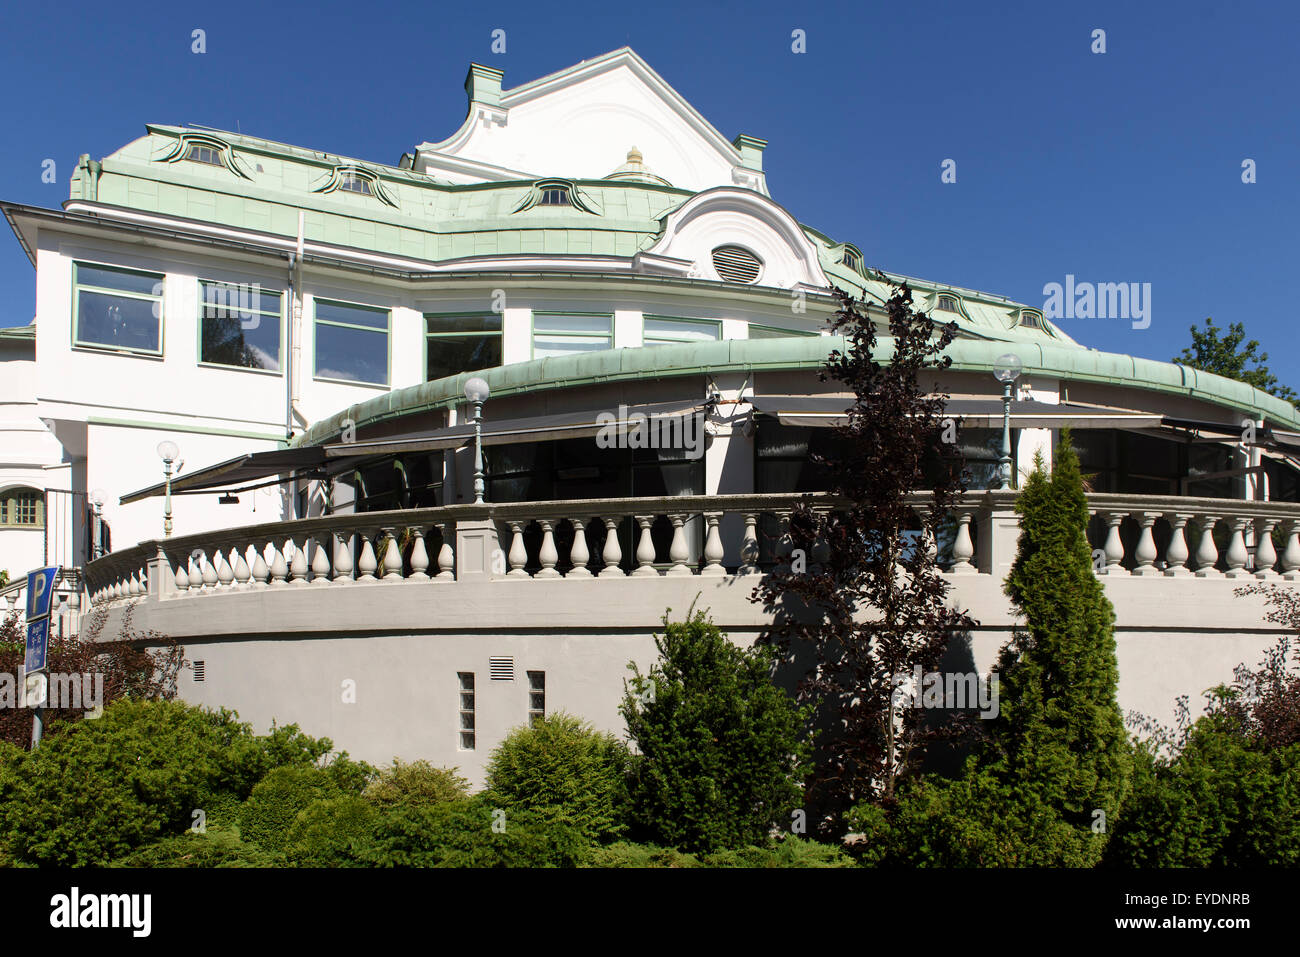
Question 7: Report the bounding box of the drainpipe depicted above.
[286,210,306,440]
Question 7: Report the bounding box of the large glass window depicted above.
[532,313,612,358]
[1072,430,1232,497]
[199,280,282,372]
[425,313,502,382]
[73,262,163,354]
[314,299,389,386]
[643,316,721,346]
[748,323,819,340]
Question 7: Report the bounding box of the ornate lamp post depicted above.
[156,440,180,537]
[90,488,106,560]
[993,354,1022,490]
[464,377,490,505]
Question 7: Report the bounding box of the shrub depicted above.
[484,712,629,842]
[111,825,284,868]
[0,700,267,866]
[284,796,380,867]
[702,837,856,868]
[621,611,810,853]
[363,760,469,810]
[583,842,701,868]
[240,766,346,852]
[361,797,589,868]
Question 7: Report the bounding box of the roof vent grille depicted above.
[711,245,763,284]
[489,656,515,681]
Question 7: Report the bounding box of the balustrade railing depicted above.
[80,491,1300,606]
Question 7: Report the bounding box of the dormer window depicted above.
[840,245,864,274]
[338,170,373,195]
[936,294,961,313]
[1020,309,1043,328]
[186,144,223,166]
[512,179,599,214]
[539,187,571,206]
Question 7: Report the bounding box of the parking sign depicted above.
[25,618,50,673]
[25,566,58,621]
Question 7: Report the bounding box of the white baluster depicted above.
[536,520,560,579]
[251,546,270,588]
[289,539,309,585]
[738,512,760,576]
[1254,518,1279,579]
[1097,512,1127,576]
[269,542,288,586]
[408,527,430,580]
[507,522,530,578]
[1163,512,1191,577]
[666,514,692,576]
[233,547,252,590]
[174,560,189,594]
[567,518,592,578]
[436,522,455,581]
[598,517,624,577]
[356,533,379,582]
[633,516,659,577]
[381,529,404,580]
[201,551,219,591]
[311,537,332,585]
[701,513,725,577]
[1193,515,1222,577]
[948,510,975,574]
[1281,520,1300,581]
[332,531,353,584]
[1130,512,1160,577]
[1223,517,1251,579]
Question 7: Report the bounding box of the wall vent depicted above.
[489,656,515,681]
[711,245,763,284]
[193,660,205,682]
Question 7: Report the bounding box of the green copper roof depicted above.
[295,335,1300,448]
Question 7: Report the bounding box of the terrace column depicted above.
[145,542,175,598]
[976,498,1020,578]
[1163,513,1192,577]
[455,519,499,582]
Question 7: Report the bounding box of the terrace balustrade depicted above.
[80,491,1300,607]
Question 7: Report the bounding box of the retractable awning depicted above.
[749,395,1164,430]
[321,399,706,458]
[119,447,330,505]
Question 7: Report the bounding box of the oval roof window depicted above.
[711,245,763,284]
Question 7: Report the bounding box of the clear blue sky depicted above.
[2,0,1297,384]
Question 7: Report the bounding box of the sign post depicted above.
[24,567,58,750]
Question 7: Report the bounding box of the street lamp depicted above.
[90,488,106,560]
[157,440,180,537]
[993,354,1022,490]
[464,377,490,505]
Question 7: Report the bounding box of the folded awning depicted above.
[119,447,330,505]
[749,395,1164,430]
[322,399,706,458]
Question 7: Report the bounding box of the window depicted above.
[338,171,373,195]
[1020,309,1042,328]
[458,672,475,750]
[841,247,864,273]
[186,144,223,166]
[711,245,763,284]
[532,313,612,359]
[426,313,503,383]
[200,280,282,371]
[539,187,570,206]
[748,323,819,339]
[1,488,43,528]
[935,295,961,314]
[643,316,721,346]
[527,671,546,727]
[73,262,164,355]
[313,299,389,385]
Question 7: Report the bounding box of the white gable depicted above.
[413,48,768,195]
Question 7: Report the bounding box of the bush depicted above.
[484,713,629,842]
[0,700,269,865]
[111,825,284,868]
[582,842,702,868]
[239,766,346,852]
[361,797,590,868]
[363,760,469,810]
[703,837,856,868]
[284,796,381,867]
[621,611,810,853]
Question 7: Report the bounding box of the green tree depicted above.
[1175,317,1298,404]
[484,712,629,843]
[853,433,1131,865]
[620,610,811,853]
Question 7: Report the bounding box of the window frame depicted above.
[935,294,963,315]
[197,278,285,375]
[641,315,723,346]
[0,488,44,528]
[423,312,504,383]
[185,144,224,167]
[458,671,476,751]
[748,323,820,340]
[71,260,165,357]
[530,311,613,359]
[312,297,391,387]
[527,670,545,727]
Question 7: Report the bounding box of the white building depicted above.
[3,49,1299,782]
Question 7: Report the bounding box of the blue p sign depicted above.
[26,567,58,620]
